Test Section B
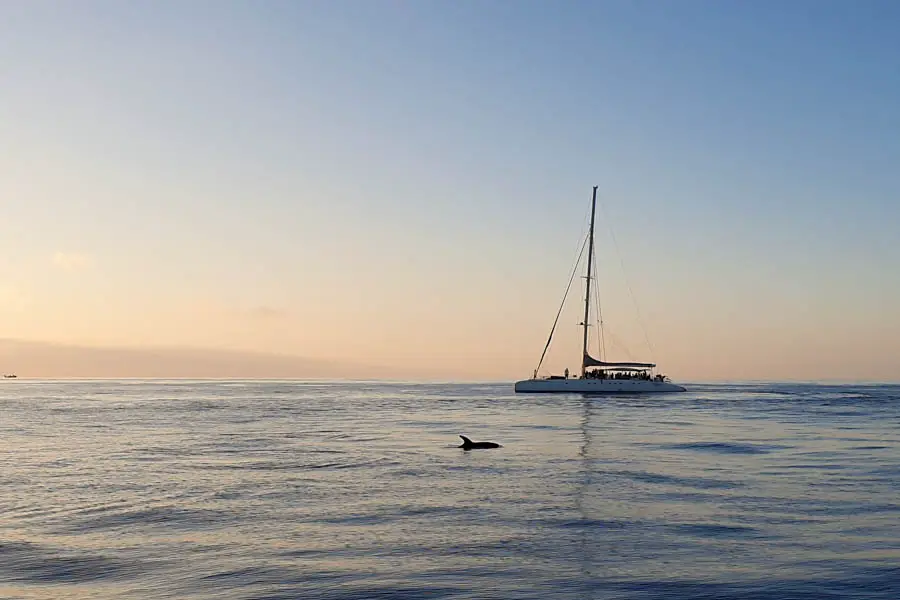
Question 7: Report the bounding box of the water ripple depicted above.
[0,380,897,599]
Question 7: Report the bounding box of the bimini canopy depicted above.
[583,352,655,369]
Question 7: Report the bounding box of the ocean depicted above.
[0,380,897,599]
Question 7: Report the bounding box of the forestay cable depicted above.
[533,232,589,377]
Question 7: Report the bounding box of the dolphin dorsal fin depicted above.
[459,435,472,444]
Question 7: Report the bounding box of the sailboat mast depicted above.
[581,186,598,377]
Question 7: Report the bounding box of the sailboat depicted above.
[514,186,686,394]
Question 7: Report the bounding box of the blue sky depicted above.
[1,1,898,379]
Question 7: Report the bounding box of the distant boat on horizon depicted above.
[3,374,17,379]
[514,186,685,394]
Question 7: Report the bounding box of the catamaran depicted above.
[514,186,685,394]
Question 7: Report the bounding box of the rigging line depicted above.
[560,193,592,275]
[591,244,606,361]
[607,329,638,361]
[597,197,655,362]
[532,199,591,376]
[534,231,589,376]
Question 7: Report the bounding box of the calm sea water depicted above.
[0,380,897,599]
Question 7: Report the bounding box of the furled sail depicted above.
[582,352,655,369]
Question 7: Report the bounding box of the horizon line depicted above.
[4,377,899,385]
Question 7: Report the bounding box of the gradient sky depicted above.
[2,0,899,381]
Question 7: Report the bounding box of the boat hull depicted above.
[514,378,686,394]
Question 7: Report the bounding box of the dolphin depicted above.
[458,435,501,450]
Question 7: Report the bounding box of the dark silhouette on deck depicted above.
[459,435,501,450]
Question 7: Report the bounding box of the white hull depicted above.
[514,378,686,394]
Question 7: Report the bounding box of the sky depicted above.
[1,0,899,381]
